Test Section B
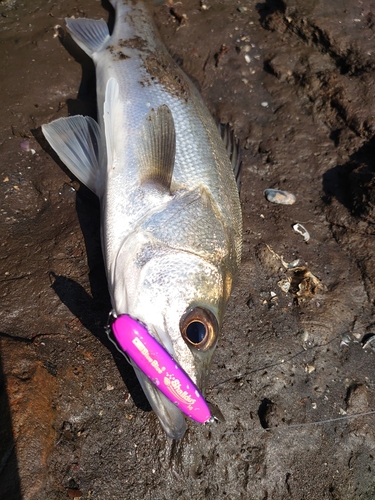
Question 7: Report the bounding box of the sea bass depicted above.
[42,0,242,439]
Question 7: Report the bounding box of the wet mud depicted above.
[1,0,375,498]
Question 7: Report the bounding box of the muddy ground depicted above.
[1,0,375,498]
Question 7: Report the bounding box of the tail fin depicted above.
[66,17,110,57]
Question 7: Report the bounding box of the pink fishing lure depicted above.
[111,314,211,424]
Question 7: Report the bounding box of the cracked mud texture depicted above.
[1,0,375,499]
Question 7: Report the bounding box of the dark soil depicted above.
[1,0,375,499]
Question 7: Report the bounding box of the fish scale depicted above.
[42,0,242,439]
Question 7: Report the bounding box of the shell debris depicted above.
[293,223,310,242]
[264,188,296,205]
[362,333,375,350]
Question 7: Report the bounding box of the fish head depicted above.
[112,234,232,438]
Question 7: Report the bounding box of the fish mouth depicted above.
[132,363,187,439]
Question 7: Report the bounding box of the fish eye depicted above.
[180,307,219,351]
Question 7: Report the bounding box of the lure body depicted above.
[111,315,211,423]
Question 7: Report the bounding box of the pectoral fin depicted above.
[138,105,176,191]
[42,115,105,195]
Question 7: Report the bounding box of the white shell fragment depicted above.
[264,189,296,205]
[292,223,310,242]
[278,279,291,293]
[362,333,375,350]
[340,332,351,348]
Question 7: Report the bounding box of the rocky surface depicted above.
[1,0,375,498]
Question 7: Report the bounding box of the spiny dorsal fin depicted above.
[42,115,105,196]
[138,105,176,191]
[66,17,110,57]
[218,123,242,193]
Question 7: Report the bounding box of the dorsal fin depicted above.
[66,17,110,57]
[218,123,242,192]
[138,105,176,191]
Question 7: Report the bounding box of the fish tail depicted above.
[65,17,110,57]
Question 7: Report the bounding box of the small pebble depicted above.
[292,223,310,242]
[261,101,269,107]
[244,54,251,63]
[300,330,309,342]
[264,188,296,205]
[305,364,315,374]
[67,489,82,499]
[20,140,30,152]
[53,24,61,38]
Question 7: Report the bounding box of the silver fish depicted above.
[42,0,242,439]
